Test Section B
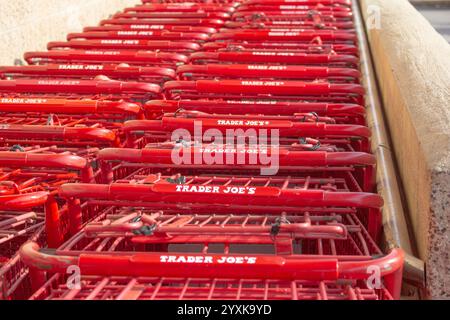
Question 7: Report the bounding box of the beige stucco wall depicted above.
[359,0,450,299]
[0,0,138,65]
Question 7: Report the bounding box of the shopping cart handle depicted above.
[48,40,202,52]
[0,79,161,95]
[113,11,231,20]
[0,98,140,115]
[24,50,189,65]
[98,147,375,167]
[83,25,218,34]
[189,51,359,66]
[243,0,352,6]
[0,152,88,170]
[0,64,176,81]
[59,183,383,209]
[20,241,403,293]
[0,125,117,143]
[237,4,352,12]
[125,4,236,13]
[124,115,370,138]
[144,100,366,117]
[177,64,360,80]
[0,192,49,210]
[210,31,356,42]
[99,18,226,28]
[67,31,209,42]
[163,80,364,96]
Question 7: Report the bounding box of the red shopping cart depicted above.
[99,18,226,28]
[143,100,366,125]
[177,64,360,83]
[125,3,237,13]
[48,40,201,55]
[210,30,356,44]
[0,78,161,102]
[19,188,401,299]
[201,41,359,55]
[162,80,364,104]
[113,11,231,20]
[66,30,209,42]
[84,24,218,34]
[189,51,359,68]
[24,50,188,68]
[53,170,383,240]
[0,64,176,85]
[122,111,370,152]
[97,142,375,191]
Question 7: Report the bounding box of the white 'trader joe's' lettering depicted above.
[160,255,257,264]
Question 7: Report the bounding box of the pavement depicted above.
[414,4,450,42]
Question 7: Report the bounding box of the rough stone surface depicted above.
[360,0,450,299]
[0,0,138,65]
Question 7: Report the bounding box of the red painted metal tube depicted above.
[242,0,352,6]
[66,31,209,42]
[58,182,383,209]
[237,5,352,12]
[0,64,175,82]
[100,18,226,28]
[0,192,48,210]
[98,147,375,167]
[19,242,404,299]
[83,25,218,34]
[0,98,141,115]
[113,11,230,20]
[144,100,366,118]
[201,42,358,55]
[163,80,365,98]
[48,40,201,53]
[211,30,355,42]
[84,213,348,241]
[125,4,236,13]
[224,20,355,30]
[124,117,370,139]
[177,64,360,81]
[0,152,87,170]
[0,125,117,144]
[189,52,359,67]
[0,79,161,95]
[24,50,188,66]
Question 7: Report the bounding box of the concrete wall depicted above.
[0,0,138,65]
[359,0,450,299]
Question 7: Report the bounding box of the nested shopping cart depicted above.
[19,177,401,300]
[66,30,210,42]
[113,11,231,20]
[0,145,100,300]
[24,50,188,69]
[201,41,359,55]
[177,64,360,83]
[125,3,237,14]
[0,64,175,85]
[144,100,366,125]
[0,77,162,109]
[189,51,359,68]
[0,117,120,149]
[122,111,370,154]
[50,170,383,243]
[162,80,364,105]
[47,40,202,55]
[209,31,357,48]
[84,24,218,34]
[97,141,376,191]
[99,18,227,28]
